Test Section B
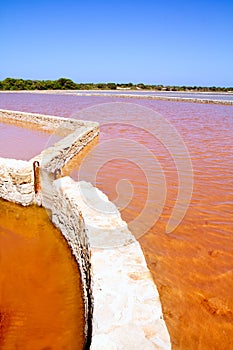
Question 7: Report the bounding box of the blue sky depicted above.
[1,0,233,86]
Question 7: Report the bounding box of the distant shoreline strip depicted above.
[0,90,233,105]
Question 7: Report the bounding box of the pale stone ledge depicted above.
[0,158,35,205]
[0,108,98,133]
[0,109,99,207]
[51,179,92,345]
[51,177,171,350]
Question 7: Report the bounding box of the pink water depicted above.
[0,122,61,160]
[0,92,233,349]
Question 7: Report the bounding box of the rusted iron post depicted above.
[33,161,40,194]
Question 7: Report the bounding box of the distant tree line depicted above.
[0,77,232,92]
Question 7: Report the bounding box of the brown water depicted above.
[0,199,85,349]
[0,122,61,160]
[0,92,233,349]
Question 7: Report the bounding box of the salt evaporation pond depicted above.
[0,199,85,349]
[0,122,61,160]
[0,112,84,349]
[0,92,233,349]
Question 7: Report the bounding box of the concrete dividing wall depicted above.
[37,125,99,209]
[0,109,99,208]
[51,179,93,347]
[51,177,171,350]
[0,158,35,205]
[0,108,98,133]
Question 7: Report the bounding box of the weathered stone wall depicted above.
[51,179,93,348]
[39,126,99,173]
[36,124,99,209]
[0,108,98,133]
[0,158,35,205]
[51,177,171,350]
[0,109,99,208]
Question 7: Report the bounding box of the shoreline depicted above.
[0,89,233,105]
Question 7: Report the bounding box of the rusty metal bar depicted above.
[33,161,40,194]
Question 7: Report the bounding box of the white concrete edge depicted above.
[0,109,99,206]
[0,108,99,130]
[0,157,35,206]
[52,177,171,350]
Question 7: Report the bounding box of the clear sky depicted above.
[1,0,233,86]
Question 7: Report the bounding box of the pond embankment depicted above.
[0,109,171,349]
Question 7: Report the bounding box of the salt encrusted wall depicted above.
[37,125,99,210]
[51,179,93,348]
[0,108,98,133]
[39,126,99,173]
[51,177,171,350]
[0,109,99,207]
[0,158,35,206]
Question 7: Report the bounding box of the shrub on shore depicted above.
[0,77,232,92]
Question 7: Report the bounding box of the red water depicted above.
[0,199,85,349]
[0,92,233,349]
[0,122,61,160]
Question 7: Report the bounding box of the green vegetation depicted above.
[0,77,232,92]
